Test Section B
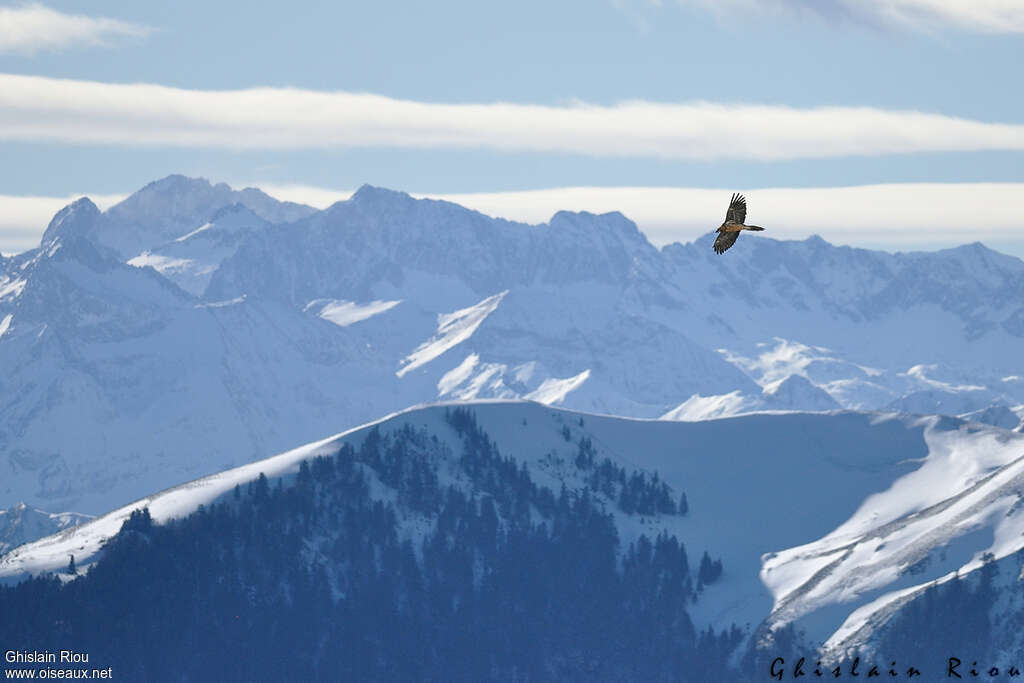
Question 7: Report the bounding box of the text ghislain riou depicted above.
[771,656,1023,679]
[5,650,90,664]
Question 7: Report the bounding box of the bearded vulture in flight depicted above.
[713,193,765,255]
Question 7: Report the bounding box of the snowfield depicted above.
[397,290,507,377]
[306,298,402,327]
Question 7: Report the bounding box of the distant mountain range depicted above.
[2,175,1022,520]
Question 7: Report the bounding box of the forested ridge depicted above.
[1,408,746,681]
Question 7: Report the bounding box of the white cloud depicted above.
[673,0,1024,33]
[1,73,1023,159]
[836,0,1024,32]
[3,183,1022,258]
[0,4,152,55]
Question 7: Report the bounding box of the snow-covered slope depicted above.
[660,391,758,421]
[398,290,508,377]
[306,297,402,327]
[6,401,1022,663]
[759,414,1024,649]
[127,203,271,296]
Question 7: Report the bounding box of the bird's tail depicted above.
[745,225,765,231]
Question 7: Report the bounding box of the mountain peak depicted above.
[549,209,646,244]
[349,184,413,206]
[40,197,100,247]
[108,175,218,219]
[934,240,1024,276]
[145,174,218,194]
[89,175,313,258]
[763,374,842,411]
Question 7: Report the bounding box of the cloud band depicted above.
[1,73,1023,160]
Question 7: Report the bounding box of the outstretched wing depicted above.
[713,230,740,255]
[725,193,746,225]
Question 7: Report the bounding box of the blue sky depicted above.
[1,0,1023,256]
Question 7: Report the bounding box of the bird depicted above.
[713,193,764,255]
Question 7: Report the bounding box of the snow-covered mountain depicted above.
[0,233,390,514]
[962,404,1024,431]
[0,502,91,556]
[3,175,1023,520]
[40,175,315,260]
[660,374,842,421]
[207,186,1024,413]
[5,401,1024,674]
